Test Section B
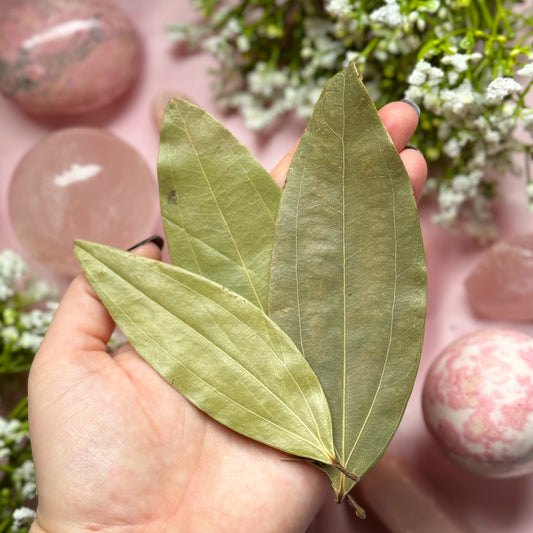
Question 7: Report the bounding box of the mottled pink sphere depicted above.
[0,0,141,115]
[8,127,157,277]
[422,329,533,478]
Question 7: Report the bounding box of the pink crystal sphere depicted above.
[422,329,533,478]
[465,234,533,321]
[9,127,157,277]
[0,0,141,115]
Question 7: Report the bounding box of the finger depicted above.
[270,139,299,187]
[36,236,164,361]
[270,100,421,188]
[400,147,428,203]
[379,100,420,152]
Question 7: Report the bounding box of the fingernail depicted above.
[401,99,421,117]
[405,144,422,153]
[127,235,165,251]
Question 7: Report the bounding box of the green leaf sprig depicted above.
[75,63,427,515]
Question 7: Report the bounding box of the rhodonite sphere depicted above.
[422,329,533,478]
[9,127,157,277]
[0,0,141,115]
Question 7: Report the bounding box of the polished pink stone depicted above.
[8,127,157,277]
[0,0,141,115]
[422,329,533,478]
[465,234,533,320]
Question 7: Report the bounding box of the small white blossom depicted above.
[441,79,477,114]
[447,70,459,85]
[12,507,36,531]
[442,53,470,72]
[486,77,523,104]
[16,331,44,352]
[443,137,462,158]
[517,62,533,77]
[326,0,353,18]
[236,34,250,52]
[370,0,404,28]
[408,60,444,87]
[1,326,19,344]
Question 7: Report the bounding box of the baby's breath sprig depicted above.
[0,250,57,532]
[170,0,533,240]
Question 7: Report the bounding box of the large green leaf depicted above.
[74,239,336,466]
[269,64,427,500]
[158,99,281,313]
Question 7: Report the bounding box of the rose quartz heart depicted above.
[0,0,141,115]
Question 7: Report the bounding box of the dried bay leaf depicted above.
[269,64,427,500]
[74,239,336,466]
[158,99,281,312]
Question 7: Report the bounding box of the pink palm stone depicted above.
[465,234,533,320]
[8,127,157,277]
[0,0,141,115]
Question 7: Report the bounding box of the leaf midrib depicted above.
[86,250,332,459]
[175,104,265,312]
[345,132,399,467]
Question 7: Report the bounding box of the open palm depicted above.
[28,101,426,533]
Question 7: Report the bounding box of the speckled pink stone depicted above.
[465,234,533,321]
[422,329,533,478]
[8,127,157,277]
[0,0,141,115]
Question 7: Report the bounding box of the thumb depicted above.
[35,236,164,364]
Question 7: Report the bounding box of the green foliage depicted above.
[170,0,533,240]
[0,250,57,532]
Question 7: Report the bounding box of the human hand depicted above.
[28,101,426,533]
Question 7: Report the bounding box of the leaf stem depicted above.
[331,458,360,484]
[346,493,367,519]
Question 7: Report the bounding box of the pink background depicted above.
[1,1,533,531]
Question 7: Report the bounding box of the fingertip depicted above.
[400,147,428,203]
[378,101,420,152]
[127,235,164,261]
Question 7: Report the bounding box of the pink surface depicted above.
[1,1,533,531]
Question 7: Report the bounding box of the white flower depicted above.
[16,331,44,352]
[236,34,250,52]
[0,250,27,300]
[408,60,444,87]
[12,507,36,531]
[13,459,35,484]
[447,70,459,85]
[326,0,353,18]
[443,137,461,158]
[370,0,404,28]
[441,52,482,73]
[408,68,426,86]
[441,53,470,72]
[1,325,19,344]
[247,62,290,97]
[486,77,523,104]
[517,62,533,78]
[441,79,478,114]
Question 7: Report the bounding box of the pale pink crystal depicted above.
[465,234,533,320]
[0,0,141,115]
[8,127,157,277]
